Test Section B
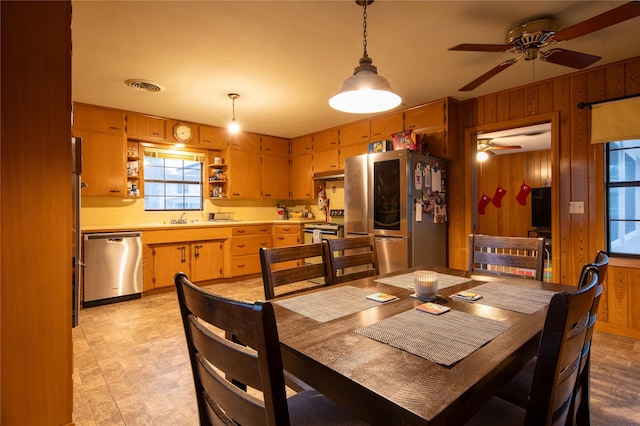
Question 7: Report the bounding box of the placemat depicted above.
[275,286,381,323]
[355,309,511,367]
[461,282,556,314]
[376,272,470,290]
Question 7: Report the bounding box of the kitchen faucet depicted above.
[170,212,187,224]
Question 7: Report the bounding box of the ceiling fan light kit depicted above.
[329,0,401,114]
[450,1,640,91]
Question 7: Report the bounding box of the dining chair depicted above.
[468,233,545,281]
[496,253,609,426]
[464,265,598,426]
[260,241,334,300]
[326,235,379,284]
[174,272,366,426]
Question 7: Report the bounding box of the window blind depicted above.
[590,97,640,144]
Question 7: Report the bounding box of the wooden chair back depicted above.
[525,265,598,426]
[174,272,290,426]
[468,233,545,281]
[260,242,334,300]
[327,235,379,284]
[573,251,609,425]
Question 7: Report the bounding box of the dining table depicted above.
[272,266,575,425]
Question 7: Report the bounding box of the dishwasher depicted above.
[83,232,143,307]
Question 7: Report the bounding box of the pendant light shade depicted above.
[329,0,401,114]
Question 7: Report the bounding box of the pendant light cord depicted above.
[362,1,368,58]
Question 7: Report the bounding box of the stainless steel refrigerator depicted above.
[344,150,447,274]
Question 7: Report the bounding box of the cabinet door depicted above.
[262,135,289,156]
[127,112,166,141]
[229,132,261,151]
[313,149,339,173]
[73,104,125,134]
[199,125,228,150]
[291,135,313,156]
[290,154,313,199]
[227,150,261,198]
[339,143,369,169]
[404,100,446,132]
[262,154,290,200]
[151,243,190,289]
[339,121,370,146]
[313,129,339,151]
[74,129,126,196]
[190,241,224,282]
[371,112,403,140]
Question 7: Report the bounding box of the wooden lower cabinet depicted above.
[231,225,272,276]
[273,224,302,270]
[190,240,224,282]
[150,242,190,289]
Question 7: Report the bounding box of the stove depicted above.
[303,209,345,242]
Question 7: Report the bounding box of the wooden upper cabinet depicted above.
[73,103,125,134]
[371,112,403,141]
[261,135,289,156]
[126,112,166,141]
[313,129,339,152]
[291,135,313,156]
[227,150,261,198]
[73,129,126,196]
[290,153,313,200]
[262,154,290,200]
[405,98,459,160]
[198,125,228,150]
[229,131,261,151]
[339,121,370,146]
[339,143,369,169]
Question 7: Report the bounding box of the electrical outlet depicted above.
[569,201,584,214]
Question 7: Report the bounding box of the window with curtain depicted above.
[143,148,204,211]
[606,139,640,257]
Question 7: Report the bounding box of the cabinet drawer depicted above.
[231,254,262,276]
[273,234,299,247]
[231,235,271,255]
[274,225,300,235]
[232,225,273,236]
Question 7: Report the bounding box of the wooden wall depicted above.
[477,150,552,237]
[447,56,640,339]
[1,2,74,423]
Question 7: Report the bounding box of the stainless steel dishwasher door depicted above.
[83,232,143,306]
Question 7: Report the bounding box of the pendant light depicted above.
[329,0,401,114]
[227,93,240,134]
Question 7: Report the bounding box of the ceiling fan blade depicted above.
[541,48,601,69]
[553,1,640,42]
[459,58,518,91]
[449,43,512,52]
[489,145,522,150]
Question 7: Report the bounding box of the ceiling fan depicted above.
[450,2,640,91]
[477,138,522,155]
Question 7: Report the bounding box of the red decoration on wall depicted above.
[492,186,506,208]
[478,194,491,215]
[516,182,532,206]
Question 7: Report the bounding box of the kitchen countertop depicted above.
[81,218,323,233]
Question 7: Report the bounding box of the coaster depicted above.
[411,293,442,302]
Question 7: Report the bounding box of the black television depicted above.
[531,187,551,229]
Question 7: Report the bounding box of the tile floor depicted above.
[73,278,640,425]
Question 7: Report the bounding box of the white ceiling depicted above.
[479,123,552,154]
[71,1,640,139]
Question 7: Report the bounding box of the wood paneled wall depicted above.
[477,150,551,237]
[1,2,74,423]
[447,56,640,339]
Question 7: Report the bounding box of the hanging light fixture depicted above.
[227,93,240,134]
[476,150,489,162]
[329,0,401,114]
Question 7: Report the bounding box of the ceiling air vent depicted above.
[124,79,163,92]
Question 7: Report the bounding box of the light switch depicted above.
[569,201,584,214]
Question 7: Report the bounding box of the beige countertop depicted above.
[82,218,323,233]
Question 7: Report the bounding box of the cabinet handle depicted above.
[178,246,187,263]
[109,189,121,193]
[264,193,272,197]
[278,236,286,240]
[331,141,337,146]
[360,135,368,139]
[194,244,203,259]
[237,230,245,234]
[260,228,268,233]
[237,244,245,248]
[109,126,120,131]
[260,243,268,247]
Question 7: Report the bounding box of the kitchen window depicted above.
[606,139,640,257]
[143,148,204,211]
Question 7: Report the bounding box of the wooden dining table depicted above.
[272,266,575,425]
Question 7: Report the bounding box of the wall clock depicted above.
[173,122,194,143]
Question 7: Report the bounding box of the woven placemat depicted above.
[462,282,556,314]
[275,286,381,323]
[376,272,470,290]
[355,309,511,367]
